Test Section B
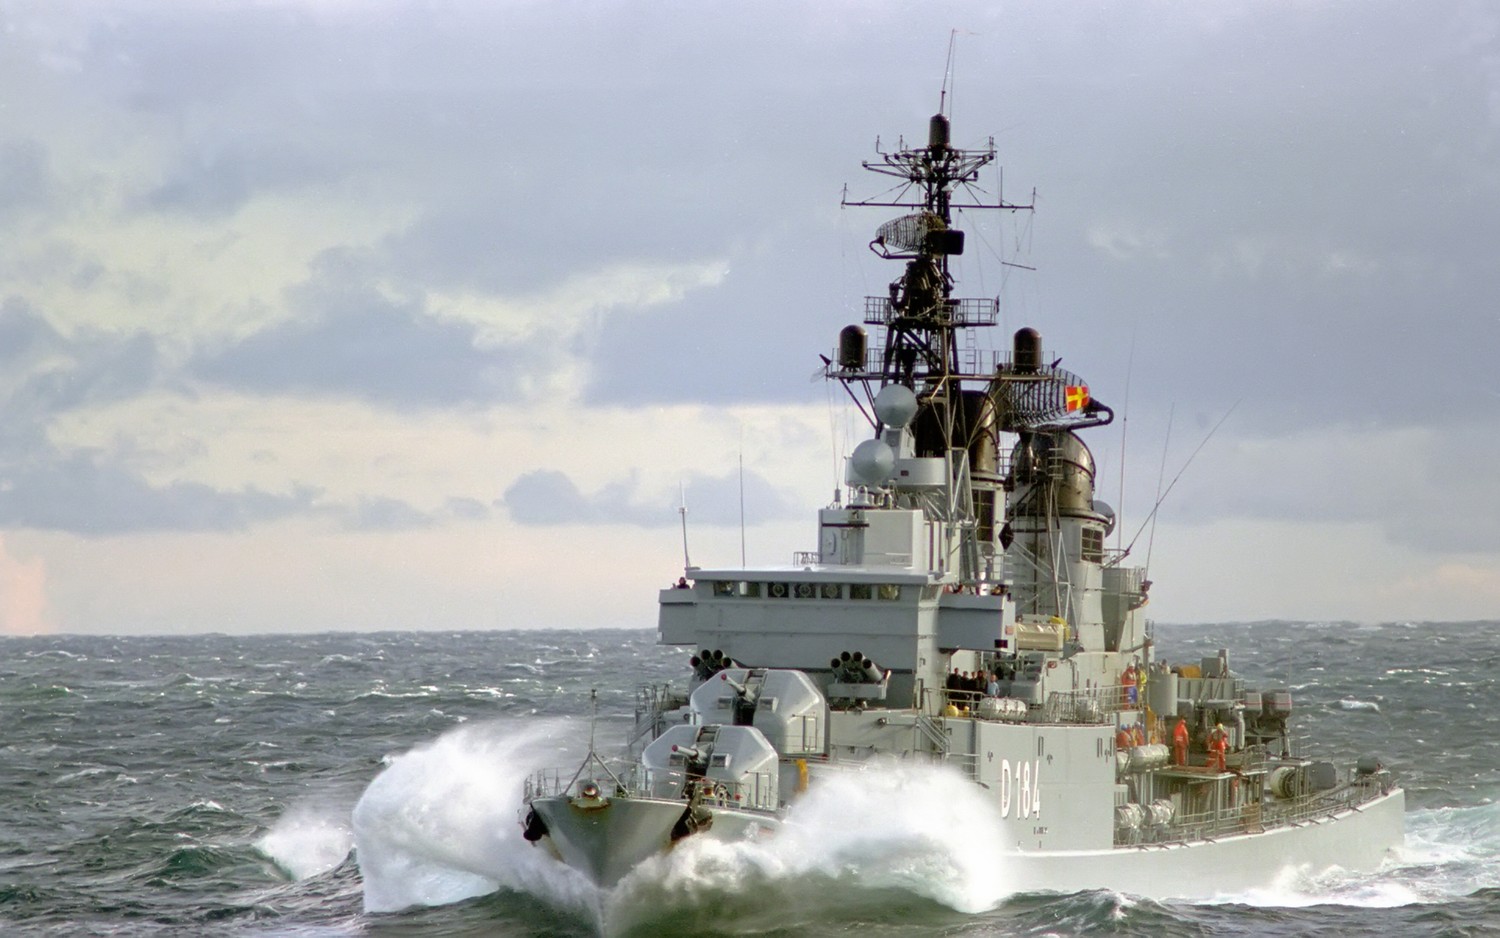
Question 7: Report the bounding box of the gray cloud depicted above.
[189,255,522,409]
[0,299,62,364]
[0,140,52,213]
[0,447,319,535]
[5,0,1499,562]
[444,496,490,522]
[0,299,164,415]
[139,135,342,218]
[340,495,432,531]
[0,297,459,537]
[502,468,798,528]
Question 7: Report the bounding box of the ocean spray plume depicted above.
[255,801,353,880]
[352,718,596,915]
[603,762,1013,932]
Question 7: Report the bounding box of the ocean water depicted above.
[2,621,1497,936]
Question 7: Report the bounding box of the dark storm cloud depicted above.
[501,468,797,528]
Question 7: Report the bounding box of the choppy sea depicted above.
[2,621,1497,936]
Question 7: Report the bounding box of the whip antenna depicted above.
[739,447,747,567]
[678,483,692,571]
[1116,330,1137,554]
[1123,401,1241,562]
[1144,404,1173,574]
[940,29,960,116]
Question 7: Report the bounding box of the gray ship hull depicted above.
[1006,787,1406,898]
[529,784,1401,896]
[529,793,778,887]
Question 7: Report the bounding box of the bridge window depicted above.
[1082,528,1104,564]
[795,582,816,599]
[821,583,842,599]
[850,583,873,600]
[878,584,902,601]
[768,582,790,599]
[738,582,760,597]
[713,581,735,596]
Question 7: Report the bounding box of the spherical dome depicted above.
[873,384,919,429]
[850,439,896,485]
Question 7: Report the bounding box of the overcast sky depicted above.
[2,1,1498,636]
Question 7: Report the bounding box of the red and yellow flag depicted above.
[1065,385,1090,411]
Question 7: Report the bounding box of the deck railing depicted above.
[1042,685,1130,724]
[1115,767,1395,846]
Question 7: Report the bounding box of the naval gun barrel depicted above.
[719,672,749,696]
[671,744,704,760]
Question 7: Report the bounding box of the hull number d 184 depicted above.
[999,758,1043,819]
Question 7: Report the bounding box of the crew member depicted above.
[1116,725,1133,751]
[1172,717,1190,766]
[1207,722,1229,773]
[1121,662,1138,706]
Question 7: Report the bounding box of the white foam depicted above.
[1189,803,1500,910]
[352,719,597,915]
[256,804,353,880]
[610,762,1013,919]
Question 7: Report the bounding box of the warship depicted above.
[521,103,1405,897]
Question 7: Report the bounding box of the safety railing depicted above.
[861,295,1000,327]
[1042,685,1130,725]
[525,763,780,813]
[1117,765,1395,846]
[635,766,779,812]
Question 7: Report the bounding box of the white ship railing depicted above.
[1042,686,1130,724]
[1115,766,1395,846]
[525,764,779,812]
[634,766,778,811]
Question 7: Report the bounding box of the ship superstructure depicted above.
[521,106,1403,896]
